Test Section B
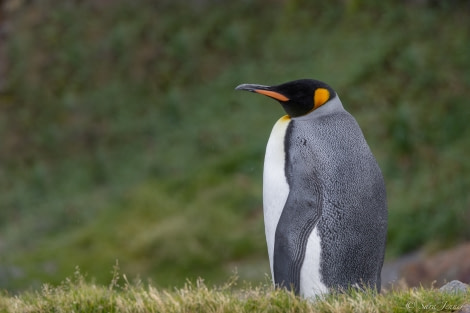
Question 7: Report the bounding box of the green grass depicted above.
[0,268,468,313]
[1,0,469,292]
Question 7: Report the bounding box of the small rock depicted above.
[458,304,470,313]
[439,280,469,294]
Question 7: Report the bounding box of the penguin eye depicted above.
[313,88,330,109]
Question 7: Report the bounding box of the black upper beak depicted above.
[235,84,271,92]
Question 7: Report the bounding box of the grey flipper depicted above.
[273,123,323,294]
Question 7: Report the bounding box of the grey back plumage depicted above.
[276,96,387,293]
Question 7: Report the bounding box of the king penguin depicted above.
[235,79,388,298]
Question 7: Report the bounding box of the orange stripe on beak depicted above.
[255,89,289,102]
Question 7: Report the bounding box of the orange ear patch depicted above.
[313,88,330,109]
[255,89,290,102]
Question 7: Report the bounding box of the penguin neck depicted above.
[292,96,344,121]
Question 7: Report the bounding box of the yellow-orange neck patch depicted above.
[313,88,330,109]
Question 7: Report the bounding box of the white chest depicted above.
[263,116,291,280]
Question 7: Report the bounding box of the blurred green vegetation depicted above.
[0,0,469,291]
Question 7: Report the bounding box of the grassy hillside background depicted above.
[1,0,469,292]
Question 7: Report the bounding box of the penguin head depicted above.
[235,79,336,118]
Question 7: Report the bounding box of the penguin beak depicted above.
[235,84,290,102]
